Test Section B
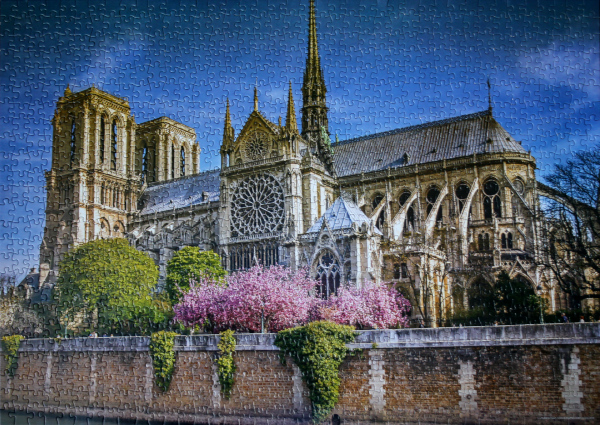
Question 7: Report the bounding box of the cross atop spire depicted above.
[286,81,298,133]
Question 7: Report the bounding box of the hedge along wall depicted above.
[1,324,599,425]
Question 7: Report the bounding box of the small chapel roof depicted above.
[139,169,220,215]
[331,109,528,177]
[306,197,383,235]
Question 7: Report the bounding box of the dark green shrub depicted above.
[275,321,356,423]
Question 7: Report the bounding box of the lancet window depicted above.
[315,250,341,299]
[141,144,148,183]
[372,194,385,230]
[478,232,490,251]
[426,186,443,223]
[501,232,513,249]
[100,116,105,163]
[180,147,186,177]
[70,119,76,164]
[483,179,502,219]
[455,183,470,214]
[398,191,414,232]
[111,120,118,171]
[171,144,175,179]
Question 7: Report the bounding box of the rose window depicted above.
[244,132,267,161]
[230,173,285,237]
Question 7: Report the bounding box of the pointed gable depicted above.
[306,197,382,235]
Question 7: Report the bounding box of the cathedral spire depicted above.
[225,98,232,129]
[487,78,493,114]
[223,98,235,147]
[307,0,322,82]
[254,86,258,111]
[286,81,298,133]
[301,0,328,141]
[222,98,235,168]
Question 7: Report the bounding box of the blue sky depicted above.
[1,0,598,280]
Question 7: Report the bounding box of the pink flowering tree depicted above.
[172,276,228,331]
[174,264,411,333]
[174,265,318,333]
[313,282,411,329]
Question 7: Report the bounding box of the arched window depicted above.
[507,232,513,249]
[393,263,401,279]
[141,144,148,183]
[372,194,385,230]
[100,116,105,163]
[315,250,341,299]
[426,186,443,223]
[501,233,507,249]
[398,191,414,232]
[111,120,118,171]
[405,206,415,232]
[479,233,490,251]
[483,179,501,219]
[455,183,470,214]
[398,191,411,207]
[100,184,105,205]
[70,119,76,164]
[180,147,186,177]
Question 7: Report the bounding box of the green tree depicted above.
[55,238,159,333]
[480,271,545,325]
[166,248,226,303]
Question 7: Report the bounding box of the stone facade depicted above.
[39,0,567,323]
[2,324,600,424]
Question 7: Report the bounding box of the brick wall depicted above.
[1,324,599,424]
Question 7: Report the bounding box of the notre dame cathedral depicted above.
[38,0,567,325]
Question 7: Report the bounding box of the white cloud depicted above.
[518,40,600,100]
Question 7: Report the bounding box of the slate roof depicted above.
[139,169,220,215]
[331,110,527,177]
[306,197,383,235]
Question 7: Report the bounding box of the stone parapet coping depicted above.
[4,323,599,353]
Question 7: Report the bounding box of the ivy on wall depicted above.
[149,331,178,392]
[275,321,356,423]
[1,335,24,377]
[216,329,236,398]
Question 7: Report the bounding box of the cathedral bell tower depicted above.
[39,86,138,285]
[301,0,328,143]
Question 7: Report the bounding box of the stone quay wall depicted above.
[1,324,599,424]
